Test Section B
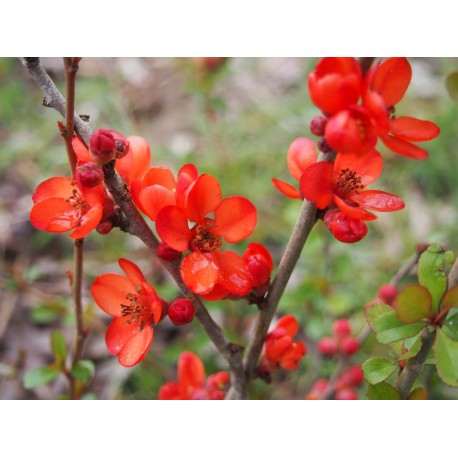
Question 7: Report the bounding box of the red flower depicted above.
[155,174,257,296]
[308,57,363,115]
[91,258,163,367]
[259,315,307,372]
[242,243,274,298]
[324,208,368,243]
[30,177,107,239]
[367,57,441,159]
[132,163,199,220]
[272,137,317,199]
[158,351,230,400]
[300,150,404,220]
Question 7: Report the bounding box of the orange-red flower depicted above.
[30,177,107,239]
[272,137,317,199]
[299,150,404,221]
[158,351,230,400]
[91,258,163,367]
[259,315,307,372]
[324,208,368,243]
[155,174,257,296]
[242,243,274,298]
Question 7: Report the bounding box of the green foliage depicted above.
[366,382,401,400]
[24,366,60,389]
[435,327,458,387]
[50,331,67,369]
[71,360,95,383]
[395,284,432,323]
[445,72,458,102]
[362,357,398,385]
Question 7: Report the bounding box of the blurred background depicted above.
[0,57,457,399]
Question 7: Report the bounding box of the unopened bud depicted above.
[310,115,327,136]
[96,220,113,235]
[76,162,103,188]
[157,242,181,261]
[324,209,368,244]
[168,298,195,325]
[332,318,351,338]
[377,284,398,306]
[109,130,130,159]
[317,336,339,356]
[317,137,334,154]
[89,129,116,164]
[340,336,360,356]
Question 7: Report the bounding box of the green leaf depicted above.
[395,284,432,323]
[397,336,422,361]
[71,360,95,383]
[373,309,425,344]
[50,331,67,368]
[81,392,97,400]
[418,244,449,313]
[365,303,392,330]
[24,366,60,389]
[362,357,398,385]
[445,312,458,335]
[446,72,458,102]
[366,382,401,400]
[442,285,458,309]
[408,387,428,400]
[435,327,458,387]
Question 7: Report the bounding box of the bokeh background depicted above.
[0,57,457,399]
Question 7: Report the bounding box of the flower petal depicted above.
[69,203,103,239]
[180,252,218,294]
[118,258,147,286]
[72,136,92,162]
[116,136,151,185]
[158,381,182,400]
[32,177,75,203]
[287,137,317,181]
[141,167,176,190]
[276,315,299,338]
[279,341,307,370]
[30,198,79,233]
[117,325,154,367]
[266,335,292,362]
[334,194,377,221]
[299,161,334,209]
[176,163,199,209]
[184,174,222,223]
[139,185,176,221]
[350,190,405,212]
[91,273,137,316]
[178,351,205,390]
[334,150,383,187]
[381,135,429,160]
[272,178,301,199]
[156,206,192,252]
[371,57,412,107]
[200,284,229,301]
[212,250,253,296]
[389,117,440,142]
[213,197,257,243]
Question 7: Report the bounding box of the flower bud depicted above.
[335,388,358,400]
[377,284,398,306]
[168,297,195,325]
[324,208,368,243]
[157,242,181,261]
[89,129,116,164]
[332,318,351,338]
[75,162,103,188]
[309,115,328,136]
[109,130,130,159]
[340,335,360,356]
[317,336,339,356]
[96,220,113,235]
[317,137,334,154]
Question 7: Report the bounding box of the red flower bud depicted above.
[332,318,351,338]
[109,130,130,159]
[377,284,398,306]
[346,365,364,386]
[96,220,113,235]
[317,137,334,154]
[310,115,328,137]
[157,242,181,261]
[102,199,115,220]
[324,209,368,243]
[168,297,195,325]
[317,336,339,356]
[335,388,358,400]
[340,335,360,356]
[89,129,116,164]
[75,162,103,188]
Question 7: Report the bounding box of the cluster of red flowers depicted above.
[305,365,364,400]
[317,318,360,357]
[274,57,440,243]
[158,351,230,400]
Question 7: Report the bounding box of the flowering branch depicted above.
[21,59,247,398]
[394,256,458,399]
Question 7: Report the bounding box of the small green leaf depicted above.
[365,303,392,330]
[24,366,60,389]
[442,285,458,309]
[444,251,456,265]
[81,392,97,400]
[366,382,401,400]
[435,327,458,387]
[71,360,95,383]
[373,309,425,344]
[397,336,422,361]
[362,357,398,385]
[418,244,449,313]
[50,331,67,368]
[445,312,458,335]
[408,387,428,400]
[395,284,432,323]
[445,72,458,102]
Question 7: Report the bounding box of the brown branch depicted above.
[18,58,92,145]
[358,57,375,76]
[393,255,458,399]
[243,151,335,381]
[22,57,247,398]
